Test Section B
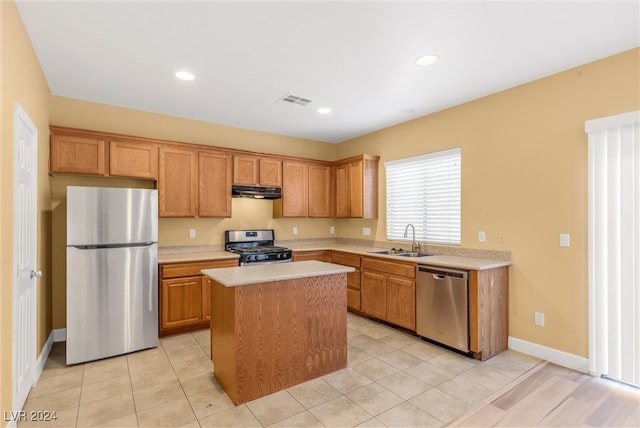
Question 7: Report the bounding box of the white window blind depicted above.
[385,148,461,245]
[586,111,640,387]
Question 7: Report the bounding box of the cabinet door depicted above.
[361,270,387,320]
[259,158,282,187]
[334,164,350,218]
[109,139,158,179]
[50,133,107,175]
[233,155,259,185]
[161,276,203,329]
[158,145,197,217]
[349,159,364,218]
[386,275,416,330]
[199,151,232,217]
[280,161,308,217]
[308,163,332,218]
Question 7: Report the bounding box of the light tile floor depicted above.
[19,313,542,427]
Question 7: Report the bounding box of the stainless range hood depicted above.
[231,184,282,200]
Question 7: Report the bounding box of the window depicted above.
[385,148,461,245]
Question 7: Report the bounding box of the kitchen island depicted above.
[202,260,355,405]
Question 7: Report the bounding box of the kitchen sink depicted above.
[367,249,406,255]
[367,249,433,257]
[395,252,434,257]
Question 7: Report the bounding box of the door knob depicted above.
[30,270,42,279]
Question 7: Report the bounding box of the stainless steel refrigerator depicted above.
[66,186,158,365]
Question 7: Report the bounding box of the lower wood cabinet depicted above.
[330,251,362,311]
[159,259,238,336]
[360,257,416,331]
[469,266,509,360]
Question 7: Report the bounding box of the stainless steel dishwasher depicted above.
[416,265,470,353]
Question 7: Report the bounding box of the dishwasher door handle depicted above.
[433,274,448,280]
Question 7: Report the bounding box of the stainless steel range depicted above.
[225,229,292,265]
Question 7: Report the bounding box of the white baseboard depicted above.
[508,336,589,374]
[35,331,55,381]
[53,328,66,342]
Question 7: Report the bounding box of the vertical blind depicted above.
[385,148,461,245]
[586,111,640,387]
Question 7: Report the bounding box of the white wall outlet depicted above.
[189,228,196,239]
[292,227,298,235]
[330,226,335,234]
[362,227,371,236]
[560,233,570,247]
[478,231,486,242]
[534,312,545,327]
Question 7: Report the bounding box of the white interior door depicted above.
[13,102,38,413]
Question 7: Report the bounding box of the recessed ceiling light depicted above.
[317,107,332,114]
[175,71,195,81]
[415,54,439,66]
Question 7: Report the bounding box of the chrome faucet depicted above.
[404,223,419,253]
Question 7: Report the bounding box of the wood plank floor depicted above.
[449,362,640,427]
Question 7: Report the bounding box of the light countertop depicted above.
[286,243,512,271]
[159,243,511,271]
[202,260,355,287]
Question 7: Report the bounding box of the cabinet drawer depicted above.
[162,259,238,278]
[362,257,416,278]
[331,251,361,268]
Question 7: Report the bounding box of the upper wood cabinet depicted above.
[334,154,379,219]
[109,139,158,179]
[274,161,332,218]
[158,145,198,217]
[159,145,233,218]
[233,155,282,187]
[308,163,333,218]
[198,151,232,217]
[50,132,107,176]
[277,161,308,217]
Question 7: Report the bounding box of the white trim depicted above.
[53,328,67,342]
[508,336,589,374]
[584,110,640,133]
[36,331,54,381]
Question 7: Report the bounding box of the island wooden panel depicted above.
[211,273,347,405]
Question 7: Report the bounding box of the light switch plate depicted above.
[560,233,570,247]
[534,312,545,327]
[293,227,298,235]
[478,231,486,242]
[362,227,371,236]
[330,226,335,234]
[189,229,196,238]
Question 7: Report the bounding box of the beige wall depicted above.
[1,0,52,420]
[337,48,640,358]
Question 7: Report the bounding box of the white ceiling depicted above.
[16,1,640,143]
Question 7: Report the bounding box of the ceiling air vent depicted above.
[278,94,313,106]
